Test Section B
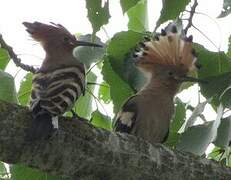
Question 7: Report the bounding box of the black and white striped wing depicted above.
[30,65,85,116]
[114,96,138,133]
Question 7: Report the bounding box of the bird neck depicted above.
[39,51,80,72]
[45,50,73,59]
[139,76,180,98]
[45,44,73,57]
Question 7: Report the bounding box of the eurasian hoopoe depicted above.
[114,23,203,144]
[23,22,102,140]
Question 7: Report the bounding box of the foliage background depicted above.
[0,0,231,179]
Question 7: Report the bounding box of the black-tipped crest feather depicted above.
[134,22,197,72]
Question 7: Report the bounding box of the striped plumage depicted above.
[30,65,85,116]
[114,23,203,144]
[23,21,102,140]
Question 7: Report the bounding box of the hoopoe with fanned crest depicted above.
[114,23,204,144]
[23,22,102,140]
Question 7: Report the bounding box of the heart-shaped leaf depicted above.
[0,48,10,70]
[218,0,231,18]
[156,0,190,29]
[18,73,33,106]
[120,0,142,14]
[127,0,148,32]
[73,34,105,69]
[177,104,223,155]
[91,110,112,130]
[102,58,134,113]
[0,70,18,103]
[213,116,231,149]
[86,0,110,36]
[107,30,145,91]
[75,71,97,119]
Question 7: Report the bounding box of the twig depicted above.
[187,104,207,122]
[102,26,110,40]
[87,82,109,88]
[184,0,198,34]
[85,87,109,117]
[0,33,37,73]
[192,24,219,49]
[86,58,104,75]
[191,10,222,50]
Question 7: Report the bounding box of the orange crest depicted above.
[134,23,198,72]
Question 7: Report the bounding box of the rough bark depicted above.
[0,100,231,180]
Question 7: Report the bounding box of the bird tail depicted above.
[26,111,54,141]
[134,23,198,72]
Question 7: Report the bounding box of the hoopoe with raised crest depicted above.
[23,22,102,140]
[114,23,204,144]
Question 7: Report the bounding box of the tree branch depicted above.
[0,100,231,180]
[0,33,37,73]
[184,0,198,34]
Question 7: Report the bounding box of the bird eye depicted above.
[63,37,70,42]
[168,71,173,76]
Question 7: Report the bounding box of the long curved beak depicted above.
[76,40,103,47]
[180,76,208,83]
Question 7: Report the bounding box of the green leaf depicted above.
[0,48,10,70]
[200,72,231,108]
[208,146,225,161]
[218,0,231,18]
[184,100,209,130]
[195,44,231,108]
[165,132,180,148]
[10,164,67,180]
[0,70,18,103]
[75,71,97,119]
[166,98,186,147]
[227,35,231,58]
[177,123,213,155]
[107,30,145,91]
[213,117,231,148]
[102,58,134,113]
[177,104,223,155]
[195,44,231,78]
[86,0,110,36]
[171,98,186,132]
[0,162,4,174]
[120,0,141,14]
[156,0,190,29]
[127,0,148,32]
[18,73,33,106]
[91,110,112,130]
[73,34,105,69]
[98,81,111,103]
[0,162,8,178]
[107,31,143,66]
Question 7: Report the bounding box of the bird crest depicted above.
[134,23,198,72]
[23,21,76,42]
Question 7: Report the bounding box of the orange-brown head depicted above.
[133,23,204,86]
[23,21,102,54]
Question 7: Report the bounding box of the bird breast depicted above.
[131,94,174,144]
